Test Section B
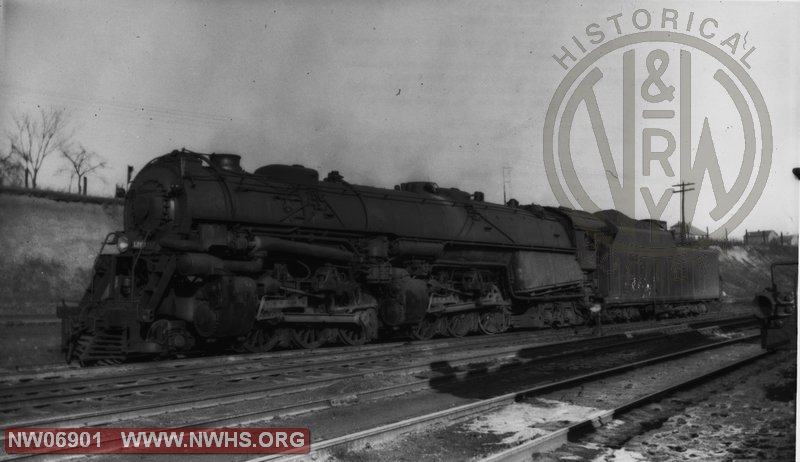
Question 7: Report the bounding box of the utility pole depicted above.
[672,182,695,243]
[502,166,512,204]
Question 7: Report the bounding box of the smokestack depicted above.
[209,153,242,172]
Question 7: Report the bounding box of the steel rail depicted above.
[3,314,751,407]
[0,328,682,431]
[0,327,648,408]
[0,310,750,381]
[0,329,760,462]
[0,330,739,462]
[0,329,568,401]
[477,348,771,462]
[246,333,761,462]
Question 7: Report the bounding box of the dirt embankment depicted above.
[0,192,123,316]
[714,244,798,302]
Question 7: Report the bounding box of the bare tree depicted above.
[0,144,23,186]
[60,144,107,194]
[7,107,73,188]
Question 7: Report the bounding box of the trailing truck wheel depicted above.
[290,327,331,349]
[478,310,510,335]
[240,325,281,353]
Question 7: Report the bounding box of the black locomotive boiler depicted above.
[59,150,720,364]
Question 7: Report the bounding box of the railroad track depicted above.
[0,323,730,430]
[1,307,752,376]
[2,314,752,400]
[0,315,757,460]
[245,331,765,461]
[2,323,675,408]
[1,310,751,381]
[476,347,770,462]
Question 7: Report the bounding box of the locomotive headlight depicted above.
[117,235,130,253]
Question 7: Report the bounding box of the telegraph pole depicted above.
[672,182,695,243]
[502,166,512,204]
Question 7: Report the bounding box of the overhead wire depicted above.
[2,83,233,129]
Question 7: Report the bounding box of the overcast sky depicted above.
[1,0,798,238]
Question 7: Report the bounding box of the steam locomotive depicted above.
[58,149,720,364]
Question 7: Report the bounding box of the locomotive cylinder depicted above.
[249,236,353,261]
[159,238,206,252]
[177,253,263,276]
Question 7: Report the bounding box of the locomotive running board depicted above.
[428,301,509,315]
[275,313,362,325]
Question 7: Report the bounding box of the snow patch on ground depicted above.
[601,418,627,430]
[462,399,603,446]
[722,246,756,265]
[590,447,650,461]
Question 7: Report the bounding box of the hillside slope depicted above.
[715,244,798,302]
[0,193,123,315]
